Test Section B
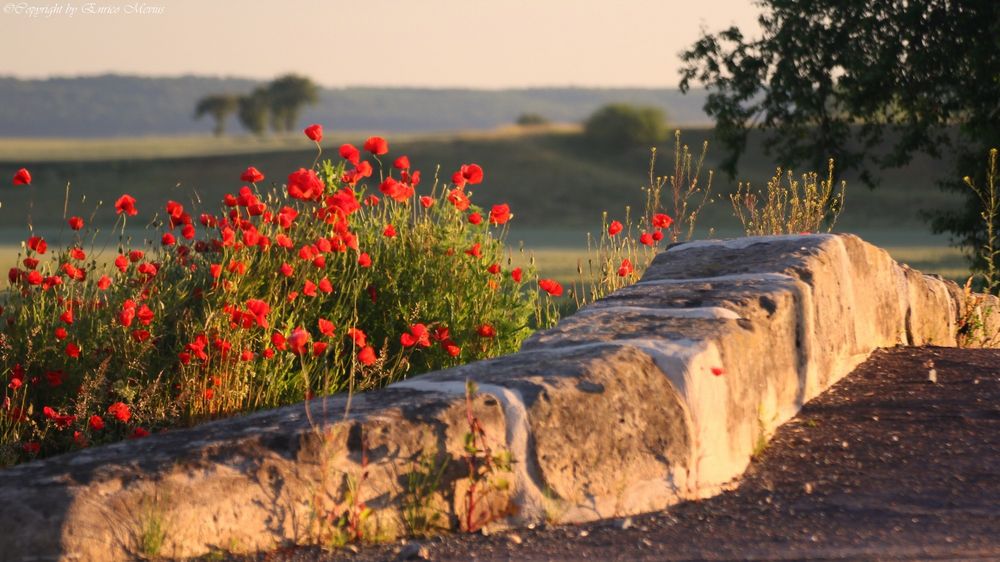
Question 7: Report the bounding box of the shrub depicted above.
[515,113,548,126]
[731,159,846,236]
[583,103,668,149]
[0,130,551,465]
[571,132,712,306]
[964,148,1000,294]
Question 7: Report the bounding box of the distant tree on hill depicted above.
[265,74,319,133]
[194,94,238,136]
[583,104,668,148]
[516,113,548,126]
[237,88,270,137]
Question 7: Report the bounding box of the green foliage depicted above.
[0,139,540,464]
[583,104,668,149]
[402,453,448,537]
[679,0,1000,270]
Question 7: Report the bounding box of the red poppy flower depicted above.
[608,220,624,236]
[511,267,523,283]
[652,213,673,229]
[161,232,176,246]
[304,124,323,142]
[639,232,655,246]
[318,277,333,293]
[54,327,68,340]
[118,300,137,327]
[379,177,414,202]
[468,212,483,225]
[27,236,47,254]
[477,324,496,338]
[447,189,470,211]
[487,263,501,275]
[401,323,431,348]
[68,216,84,230]
[98,275,112,290]
[347,327,367,347]
[383,224,397,238]
[419,196,434,208]
[318,318,335,337]
[652,230,664,241]
[65,342,81,358]
[130,427,150,439]
[358,252,372,268]
[240,166,264,183]
[442,340,461,356]
[393,155,410,169]
[271,332,287,351]
[107,401,131,422]
[312,342,329,356]
[89,415,105,431]
[538,279,563,296]
[245,299,270,328]
[12,168,31,185]
[115,194,138,216]
[303,280,317,297]
[617,258,634,277]
[288,327,311,355]
[451,163,484,187]
[489,204,511,225]
[465,243,482,258]
[339,144,361,165]
[363,136,389,155]
[358,346,376,366]
[132,329,151,343]
[60,308,74,324]
[287,168,325,201]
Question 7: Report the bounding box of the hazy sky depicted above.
[0,0,762,88]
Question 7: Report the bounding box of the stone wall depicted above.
[1,234,995,561]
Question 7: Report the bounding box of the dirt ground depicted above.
[221,346,1000,561]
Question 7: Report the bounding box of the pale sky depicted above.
[0,0,762,88]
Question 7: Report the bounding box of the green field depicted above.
[0,126,975,284]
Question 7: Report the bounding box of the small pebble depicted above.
[804,482,814,494]
[618,517,633,531]
[641,538,653,547]
[508,533,523,545]
[579,530,589,538]
[396,542,430,560]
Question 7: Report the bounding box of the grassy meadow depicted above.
[0,125,973,285]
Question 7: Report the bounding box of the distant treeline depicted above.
[0,74,710,137]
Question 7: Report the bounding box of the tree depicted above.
[237,88,270,137]
[193,94,238,136]
[583,103,668,148]
[679,0,1000,271]
[265,74,319,133]
[516,113,548,126]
